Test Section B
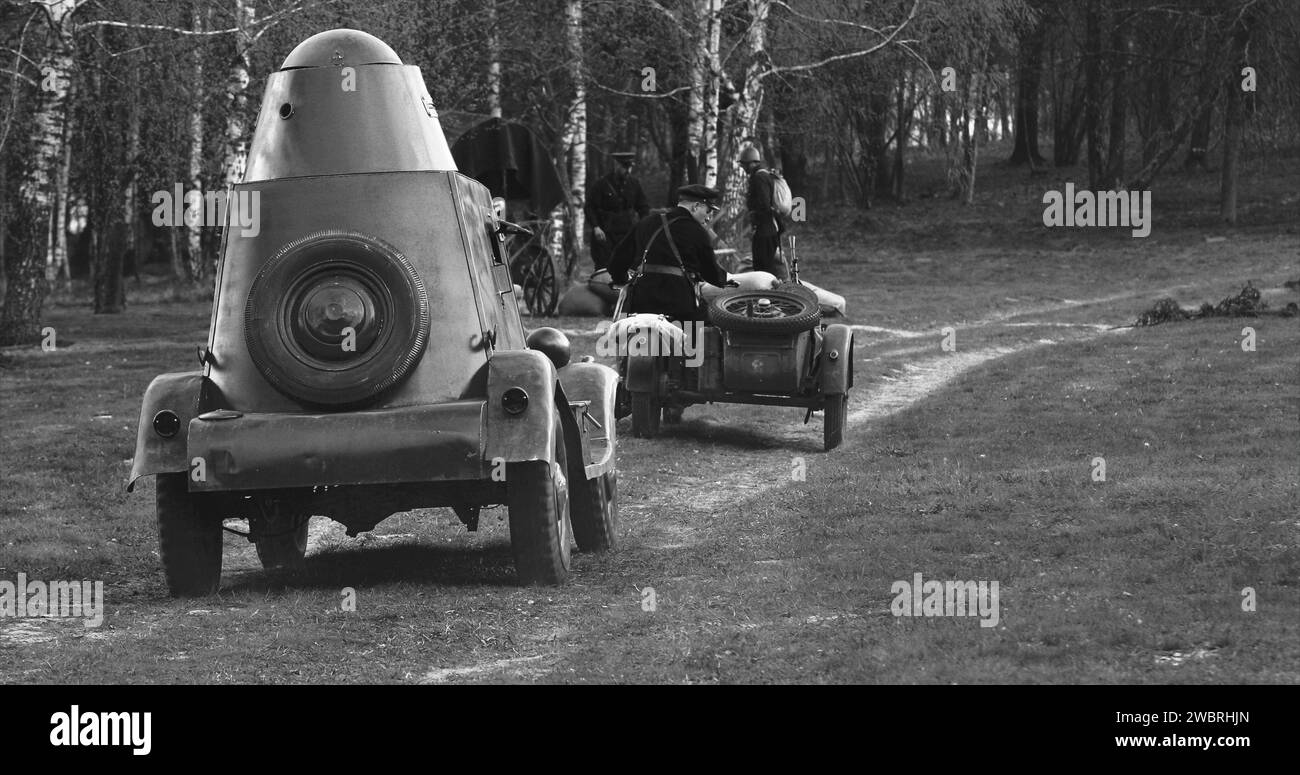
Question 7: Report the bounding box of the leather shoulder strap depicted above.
[632,221,668,276]
[659,213,686,269]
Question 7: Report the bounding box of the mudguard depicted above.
[820,324,854,394]
[557,361,619,477]
[127,372,205,491]
[605,314,683,393]
[484,349,559,464]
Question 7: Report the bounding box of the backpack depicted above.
[767,170,793,216]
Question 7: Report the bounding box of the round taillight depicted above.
[153,410,180,438]
[502,387,529,415]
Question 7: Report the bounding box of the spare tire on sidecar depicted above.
[707,287,821,334]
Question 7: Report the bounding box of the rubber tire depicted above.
[526,250,559,316]
[157,473,222,597]
[571,471,618,553]
[511,242,559,316]
[244,230,430,408]
[630,391,661,438]
[507,414,573,585]
[709,288,822,334]
[824,392,847,452]
[254,511,309,571]
[614,382,632,420]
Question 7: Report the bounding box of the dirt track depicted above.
[1,280,1281,682]
[399,296,1139,682]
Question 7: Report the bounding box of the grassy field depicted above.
[1,143,1296,683]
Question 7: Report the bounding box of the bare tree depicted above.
[487,0,502,119]
[561,0,587,261]
[1,0,85,345]
[686,0,723,188]
[222,0,257,188]
[1008,3,1046,165]
[1220,10,1253,225]
[186,2,206,282]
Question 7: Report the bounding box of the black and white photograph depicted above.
[0,0,1296,708]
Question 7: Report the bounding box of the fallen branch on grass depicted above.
[1132,284,1299,327]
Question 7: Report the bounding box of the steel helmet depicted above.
[739,146,761,163]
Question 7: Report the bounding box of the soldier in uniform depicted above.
[608,184,732,322]
[739,145,789,280]
[586,151,649,271]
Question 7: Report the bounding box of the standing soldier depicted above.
[739,145,789,280]
[586,151,649,271]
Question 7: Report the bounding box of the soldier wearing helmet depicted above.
[739,145,789,280]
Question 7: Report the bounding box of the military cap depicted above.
[611,151,636,165]
[675,184,721,204]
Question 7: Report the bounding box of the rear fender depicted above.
[820,324,854,395]
[484,349,558,465]
[127,372,205,491]
[558,361,618,476]
[605,315,685,357]
[624,354,661,393]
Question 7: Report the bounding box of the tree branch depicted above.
[0,9,42,156]
[589,80,695,100]
[763,0,920,79]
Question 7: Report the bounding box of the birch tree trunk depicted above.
[686,0,723,188]
[487,0,502,119]
[699,0,723,189]
[186,4,206,282]
[0,0,82,345]
[51,96,73,289]
[686,4,705,185]
[719,0,770,245]
[958,74,980,204]
[560,0,587,270]
[223,0,256,188]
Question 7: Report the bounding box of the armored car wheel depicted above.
[508,413,573,585]
[824,392,848,452]
[252,502,310,571]
[156,473,223,597]
[571,471,618,553]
